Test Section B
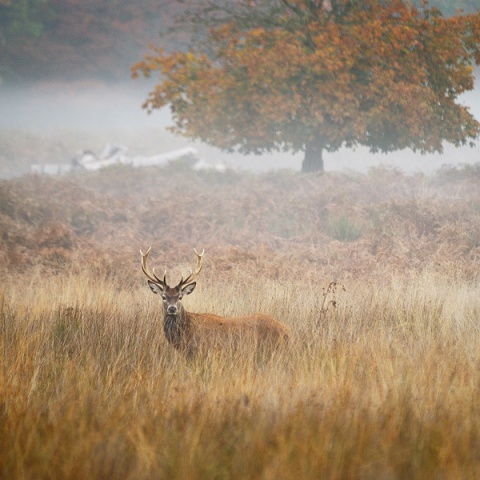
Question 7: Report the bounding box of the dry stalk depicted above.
[316,281,346,327]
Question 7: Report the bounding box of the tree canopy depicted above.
[133,0,480,172]
[1,0,477,85]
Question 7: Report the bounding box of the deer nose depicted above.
[167,305,177,315]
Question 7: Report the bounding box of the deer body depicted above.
[164,311,290,354]
[141,248,290,356]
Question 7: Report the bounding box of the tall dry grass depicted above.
[2,263,480,479]
[1,163,480,477]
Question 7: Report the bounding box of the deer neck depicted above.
[163,307,191,350]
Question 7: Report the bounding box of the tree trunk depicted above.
[302,141,324,173]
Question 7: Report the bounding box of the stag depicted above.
[140,247,290,357]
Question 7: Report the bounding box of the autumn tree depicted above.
[133,0,480,172]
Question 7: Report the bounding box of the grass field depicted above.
[1,160,480,478]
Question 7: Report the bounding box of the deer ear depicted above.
[181,282,196,296]
[148,280,163,295]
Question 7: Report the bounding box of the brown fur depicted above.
[141,247,290,357]
[166,310,291,356]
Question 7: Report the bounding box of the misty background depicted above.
[0,1,479,177]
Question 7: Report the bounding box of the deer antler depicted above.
[176,248,205,289]
[140,247,166,286]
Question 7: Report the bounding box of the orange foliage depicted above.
[133,1,480,172]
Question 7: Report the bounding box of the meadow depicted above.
[1,159,480,478]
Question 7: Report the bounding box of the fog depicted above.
[1,77,479,175]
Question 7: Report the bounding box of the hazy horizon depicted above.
[1,76,479,175]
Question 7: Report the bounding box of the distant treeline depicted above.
[0,0,178,83]
[0,0,478,84]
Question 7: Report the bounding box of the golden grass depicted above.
[1,163,480,477]
[2,265,480,479]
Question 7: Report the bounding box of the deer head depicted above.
[140,247,204,316]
